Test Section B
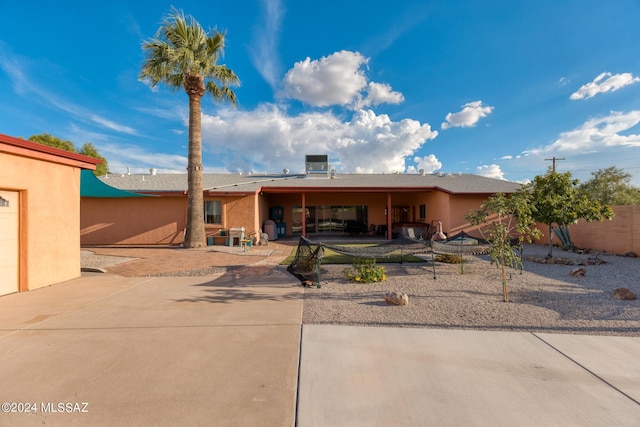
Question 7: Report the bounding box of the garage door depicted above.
[0,191,19,296]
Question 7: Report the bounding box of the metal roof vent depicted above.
[283,168,289,175]
[150,168,157,175]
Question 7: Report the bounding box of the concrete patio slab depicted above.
[0,270,303,427]
[297,325,640,427]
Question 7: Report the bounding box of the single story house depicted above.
[0,133,100,296]
[81,156,521,246]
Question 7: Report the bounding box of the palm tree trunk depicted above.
[184,92,206,248]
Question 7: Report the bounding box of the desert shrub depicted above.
[344,258,386,283]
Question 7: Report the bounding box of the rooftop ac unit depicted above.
[305,154,329,175]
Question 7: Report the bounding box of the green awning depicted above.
[80,170,151,198]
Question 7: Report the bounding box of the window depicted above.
[204,201,222,224]
[419,204,426,220]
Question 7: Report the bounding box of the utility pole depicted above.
[545,156,565,172]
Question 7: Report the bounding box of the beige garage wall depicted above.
[0,154,82,290]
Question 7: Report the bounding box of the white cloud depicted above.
[476,164,505,180]
[280,51,368,107]
[413,155,442,173]
[355,82,404,108]
[200,105,437,173]
[570,72,640,100]
[249,0,285,90]
[279,51,404,109]
[527,110,640,155]
[100,142,190,174]
[441,101,494,129]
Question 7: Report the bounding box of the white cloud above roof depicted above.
[279,50,404,109]
[413,154,442,173]
[570,72,640,100]
[476,164,505,180]
[441,101,494,130]
[200,105,437,174]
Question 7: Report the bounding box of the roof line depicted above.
[203,174,304,191]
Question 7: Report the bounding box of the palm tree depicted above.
[140,8,239,248]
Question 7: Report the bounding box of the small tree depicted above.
[466,191,541,302]
[28,133,109,176]
[79,143,109,176]
[527,170,613,258]
[579,166,640,206]
[28,133,77,152]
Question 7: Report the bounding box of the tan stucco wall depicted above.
[541,206,640,255]
[81,197,187,245]
[0,152,81,291]
[222,195,259,238]
[424,191,451,230]
[447,195,489,235]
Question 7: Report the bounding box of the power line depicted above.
[545,157,565,172]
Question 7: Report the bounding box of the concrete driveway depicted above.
[0,268,302,427]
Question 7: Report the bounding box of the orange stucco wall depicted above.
[447,195,490,235]
[222,194,259,238]
[81,194,262,245]
[81,196,187,245]
[537,206,640,255]
[0,152,82,291]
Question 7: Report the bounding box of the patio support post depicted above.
[387,192,392,240]
[301,192,306,238]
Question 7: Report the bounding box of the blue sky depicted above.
[2,0,640,184]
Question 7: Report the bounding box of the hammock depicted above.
[430,231,491,255]
[321,235,431,259]
[286,232,517,285]
[429,231,524,278]
[286,235,432,287]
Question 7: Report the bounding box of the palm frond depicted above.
[140,8,238,104]
[205,82,238,106]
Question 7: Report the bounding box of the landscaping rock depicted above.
[613,288,637,301]
[569,267,586,277]
[384,292,409,306]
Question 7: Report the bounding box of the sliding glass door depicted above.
[292,205,368,235]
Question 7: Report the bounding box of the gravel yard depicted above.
[302,244,640,336]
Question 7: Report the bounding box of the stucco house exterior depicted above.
[80,162,521,246]
[0,133,100,296]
